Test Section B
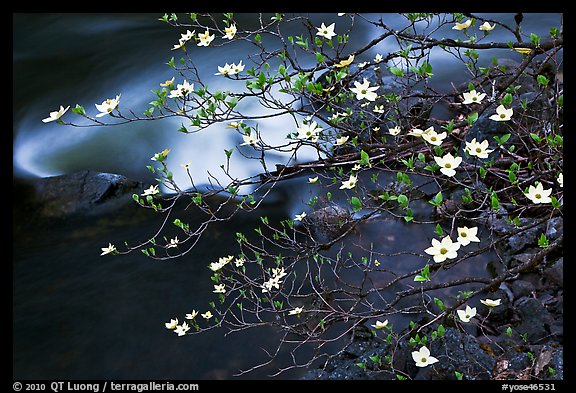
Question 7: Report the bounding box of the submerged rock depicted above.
[24,170,146,218]
[302,204,354,244]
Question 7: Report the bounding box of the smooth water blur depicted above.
[13,13,562,380]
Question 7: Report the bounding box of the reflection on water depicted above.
[13,13,561,380]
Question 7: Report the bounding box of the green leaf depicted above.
[500,93,513,106]
[434,297,446,311]
[429,191,443,207]
[350,196,362,212]
[72,104,86,116]
[491,191,500,211]
[397,194,409,208]
[538,233,549,248]
[360,150,371,166]
[434,224,443,237]
[530,133,542,143]
[536,74,549,86]
[466,112,478,125]
[389,66,405,77]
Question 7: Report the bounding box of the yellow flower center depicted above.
[476,147,482,153]
[440,247,447,255]
[445,163,452,168]
[431,136,437,141]
[535,193,541,199]
[421,357,427,363]
[361,89,367,94]
[472,96,478,101]
[500,113,506,118]
[461,232,467,237]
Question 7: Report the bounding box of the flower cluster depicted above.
[208,255,234,272]
[262,267,288,293]
[296,121,323,142]
[171,30,195,50]
[424,227,480,263]
[168,80,194,99]
[215,61,245,76]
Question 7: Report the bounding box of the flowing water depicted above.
[13,13,562,380]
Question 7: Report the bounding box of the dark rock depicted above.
[543,257,563,288]
[511,280,536,299]
[515,297,553,343]
[431,328,496,380]
[29,170,145,218]
[302,204,354,243]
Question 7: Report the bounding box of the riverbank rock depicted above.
[15,170,146,219]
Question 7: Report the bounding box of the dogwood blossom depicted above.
[185,310,198,319]
[262,275,282,293]
[457,305,477,322]
[373,104,385,114]
[160,77,174,87]
[231,61,245,74]
[374,53,383,63]
[480,298,501,307]
[465,138,494,159]
[335,54,354,68]
[371,320,389,329]
[223,24,237,40]
[197,29,215,46]
[171,30,195,50]
[479,22,495,31]
[525,182,552,204]
[141,185,160,197]
[208,255,234,272]
[308,176,319,184]
[215,63,233,76]
[213,284,226,294]
[227,120,243,129]
[424,235,460,263]
[453,19,472,30]
[388,126,401,136]
[489,105,513,121]
[165,318,178,329]
[558,173,563,187]
[350,78,379,101]
[166,237,179,248]
[340,174,358,189]
[456,226,480,246]
[407,126,432,137]
[174,321,190,336]
[336,136,349,145]
[201,311,213,320]
[412,346,439,367]
[462,89,486,104]
[272,267,288,280]
[100,243,117,256]
[42,105,70,123]
[434,153,462,177]
[168,80,194,98]
[296,121,322,142]
[316,22,336,39]
[288,307,304,316]
[95,94,121,117]
[421,128,447,146]
[240,131,259,146]
[294,212,307,222]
